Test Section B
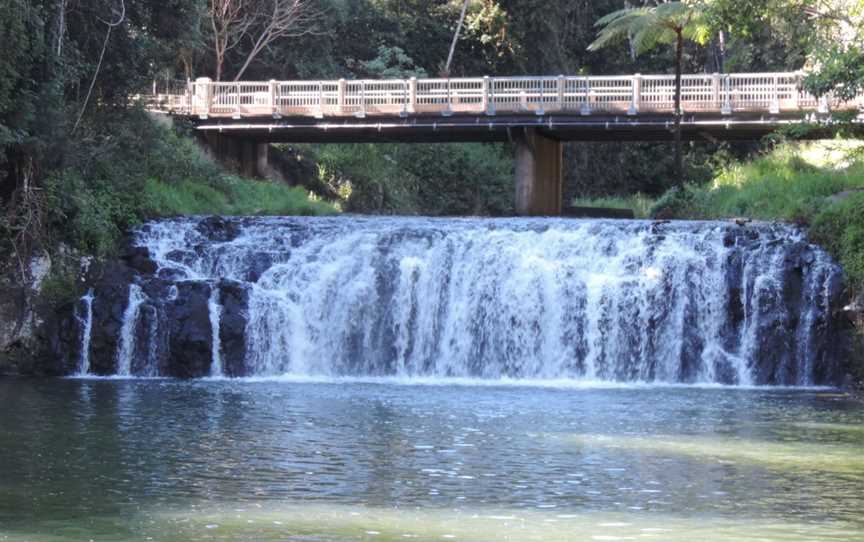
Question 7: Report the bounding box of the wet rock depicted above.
[218,279,250,377]
[121,246,158,275]
[164,281,213,378]
[196,216,240,242]
[245,252,274,283]
[86,262,138,375]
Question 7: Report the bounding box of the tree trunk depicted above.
[215,51,223,81]
[674,29,683,185]
[444,0,469,77]
[717,30,726,73]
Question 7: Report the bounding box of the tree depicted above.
[588,1,710,184]
[206,0,322,81]
[208,0,254,81]
[233,0,323,81]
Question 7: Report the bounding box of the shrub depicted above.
[811,192,864,294]
[649,186,704,220]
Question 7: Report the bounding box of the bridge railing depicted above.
[151,72,864,119]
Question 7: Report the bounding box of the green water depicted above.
[0,379,862,541]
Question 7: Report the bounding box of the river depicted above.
[1,379,862,541]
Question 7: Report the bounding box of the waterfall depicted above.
[75,289,95,376]
[208,284,223,377]
[115,284,146,377]
[95,216,843,385]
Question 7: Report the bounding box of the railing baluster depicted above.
[581,76,590,116]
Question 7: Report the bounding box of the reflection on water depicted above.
[560,433,864,473]
[0,379,862,541]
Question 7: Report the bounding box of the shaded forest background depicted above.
[0,0,860,261]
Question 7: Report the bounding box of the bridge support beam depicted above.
[197,132,269,179]
[513,128,563,216]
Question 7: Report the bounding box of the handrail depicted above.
[148,72,864,119]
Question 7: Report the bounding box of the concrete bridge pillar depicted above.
[197,133,269,179]
[513,128,563,216]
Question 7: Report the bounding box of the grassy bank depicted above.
[143,177,335,218]
[40,111,336,258]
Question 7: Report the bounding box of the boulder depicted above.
[196,216,241,242]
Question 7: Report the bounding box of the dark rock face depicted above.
[164,281,213,378]
[196,216,241,242]
[219,279,250,377]
[85,262,138,375]
[121,246,158,275]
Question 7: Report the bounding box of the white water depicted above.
[107,217,841,384]
[115,284,146,377]
[75,289,95,376]
[208,284,223,377]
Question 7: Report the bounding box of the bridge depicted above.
[152,72,864,215]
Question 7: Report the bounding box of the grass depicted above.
[686,142,864,221]
[143,177,337,217]
[570,194,655,219]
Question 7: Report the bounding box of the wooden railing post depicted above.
[194,77,212,118]
[338,78,346,115]
[770,74,780,114]
[557,75,565,111]
[270,80,278,117]
[793,70,803,109]
[580,76,591,115]
[721,75,732,115]
[482,76,490,113]
[409,77,417,113]
[232,81,241,119]
[712,73,721,110]
[629,73,641,115]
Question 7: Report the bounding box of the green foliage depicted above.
[143,177,336,217]
[39,264,81,309]
[40,112,334,257]
[649,185,704,219]
[650,142,864,222]
[588,2,711,54]
[811,192,864,293]
[804,45,864,100]
[351,46,428,79]
[571,194,656,219]
[314,142,513,216]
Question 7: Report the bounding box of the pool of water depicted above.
[1,378,862,541]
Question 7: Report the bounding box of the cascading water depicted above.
[115,284,146,377]
[208,284,224,377]
[74,289,95,376]
[87,216,844,385]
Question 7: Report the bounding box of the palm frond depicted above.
[588,1,709,54]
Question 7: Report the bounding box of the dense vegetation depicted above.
[0,0,860,265]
